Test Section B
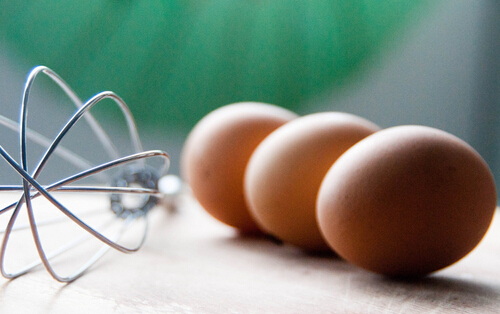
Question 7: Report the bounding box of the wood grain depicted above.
[0,193,499,314]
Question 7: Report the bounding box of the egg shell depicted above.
[181,102,298,233]
[316,125,497,277]
[244,112,380,251]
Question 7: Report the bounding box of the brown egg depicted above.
[317,125,497,277]
[244,112,380,251]
[181,102,298,233]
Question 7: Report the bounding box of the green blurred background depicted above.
[0,0,429,133]
[1,1,499,194]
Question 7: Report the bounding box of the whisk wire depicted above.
[0,66,170,282]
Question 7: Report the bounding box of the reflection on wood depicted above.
[0,193,499,313]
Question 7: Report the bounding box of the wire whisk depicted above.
[0,66,171,282]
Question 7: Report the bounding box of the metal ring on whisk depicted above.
[0,66,170,282]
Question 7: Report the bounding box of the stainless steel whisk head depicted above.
[0,66,171,282]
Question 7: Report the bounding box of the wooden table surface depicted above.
[0,192,499,314]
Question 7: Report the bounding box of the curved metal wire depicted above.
[0,66,170,282]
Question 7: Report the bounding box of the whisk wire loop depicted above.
[0,66,170,282]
